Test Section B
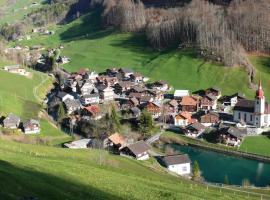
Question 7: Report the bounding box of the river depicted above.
[168,144,270,187]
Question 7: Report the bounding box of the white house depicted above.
[23,119,40,134]
[100,87,114,101]
[163,154,191,176]
[174,90,190,99]
[233,81,270,128]
[174,111,192,127]
[81,93,100,105]
[121,141,150,160]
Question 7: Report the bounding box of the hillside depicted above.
[0,139,263,200]
[14,10,270,100]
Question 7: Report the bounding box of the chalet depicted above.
[130,73,143,83]
[162,154,191,176]
[23,119,40,134]
[106,68,119,77]
[97,76,118,87]
[130,97,139,107]
[119,68,133,78]
[4,65,27,76]
[80,81,96,96]
[200,95,217,110]
[63,99,81,114]
[152,80,169,91]
[129,86,145,93]
[80,93,99,105]
[121,141,150,160]
[130,107,141,118]
[139,96,153,104]
[57,92,75,102]
[85,71,98,82]
[174,111,194,127]
[145,89,164,101]
[220,126,246,147]
[64,139,91,149]
[205,88,221,99]
[200,112,220,126]
[114,81,134,94]
[174,90,189,99]
[220,93,245,107]
[146,102,162,119]
[3,113,20,129]
[83,105,102,120]
[99,86,114,101]
[107,133,126,150]
[184,122,206,138]
[180,96,198,112]
[164,99,179,114]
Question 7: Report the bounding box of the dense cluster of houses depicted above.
[0,113,40,134]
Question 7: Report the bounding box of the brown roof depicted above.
[175,111,192,120]
[108,133,126,146]
[163,154,191,166]
[168,99,178,107]
[180,96,197,106]
[84,105,100,115]
[234,99,254,113]
[127,141,149,155]
[188,122,205,131]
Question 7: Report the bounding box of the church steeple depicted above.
[256,79,264,99]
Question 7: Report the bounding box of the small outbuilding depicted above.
[162,154,191,176]
[121,141,150,160]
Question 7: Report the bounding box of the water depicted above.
[168,144,270,187]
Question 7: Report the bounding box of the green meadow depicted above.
[0,139,264,200]
[240,135,270,157]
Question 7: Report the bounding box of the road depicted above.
[146,130,164,145]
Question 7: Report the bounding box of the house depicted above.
[106,68,119,77]
[184,122,206,138]
[129,85,145,93]
[83,105,102,120]
[162,154,191,176]
[233,81,270,128]
[57,92,74,102]
[164,99,179,114]
[200,95,217,110]
[174,90,189,99]
[180,96,198,112]
[174,111,194,127]
[219,126,246,147]
[200,112,220,126]
[152,80,169,91]
[23,119,40,134]
[220,93,245,107]
[99,86,114,102]
[64,139,91,149]
[145,102,162,119]
[130,107,141,118]
[130,73,143,83]
[114,81,134,94]
[145,89,164,101]
[121,141,150,160]
[80,81,96,96]
[3,113,20,129]
[80,93,100,105]
[63,99,81,114]
[205,87,221,99]
[4,65,27,76]
[119,68,133,78]
[85,71,99,82]
[107,133,126,150]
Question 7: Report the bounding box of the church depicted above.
[233,81,270,128]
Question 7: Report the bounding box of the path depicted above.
[33,74,50,103]
[146,130,164,145]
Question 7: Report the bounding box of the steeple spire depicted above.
[256,79,264,98]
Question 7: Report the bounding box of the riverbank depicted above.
[160,132,270,164]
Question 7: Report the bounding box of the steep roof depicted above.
[126,141,149,156]
[234,99,254,113]
[175,111,192,120]
[188,122,206,131]
[163,154,191,166]
[108,133,126,146]
[180,96,197,106]
[84,105,100,115]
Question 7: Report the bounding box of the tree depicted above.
[139,110,154,137]
[192,160,201,181]
[57,103,66,123]
[110,106,121,132]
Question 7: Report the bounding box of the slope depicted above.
[0,139,264,200]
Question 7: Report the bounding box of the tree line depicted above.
[98,0,270,87]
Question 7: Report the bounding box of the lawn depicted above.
[240,135,270,157]
[0,139,264,200]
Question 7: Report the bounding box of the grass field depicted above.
[14,10,270,100]
[240,135,270,157]
[0,63,71,145]
[0,139,266,200]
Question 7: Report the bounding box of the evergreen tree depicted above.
[110,106,120,132]
[192,160,201,181]
[139,110,154,137]
[57,103,66,123]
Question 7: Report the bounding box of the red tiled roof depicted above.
[84,105,100,115]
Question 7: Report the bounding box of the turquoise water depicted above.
[168,144,270,187]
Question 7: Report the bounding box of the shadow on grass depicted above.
[0,160,124,200]
[22,100,41,120]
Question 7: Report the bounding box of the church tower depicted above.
[254,80,265,127]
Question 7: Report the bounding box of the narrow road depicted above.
[146,130,164,144]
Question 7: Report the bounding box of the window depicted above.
[238,113,241,120]
[257,101,259,105]
[244,113,247,121]
[250,115,253,122]
[182,166,187,172]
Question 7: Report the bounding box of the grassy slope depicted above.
[0,139,262,200]
[240,135,270,157]
[0,62,71,144]
[17,10,270,99]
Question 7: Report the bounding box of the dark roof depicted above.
[163,154,191,166]
[96,84,107,91]
[3,113,20,124]
[231,92,245,99]
[57,91,68,99]
[119,68,133,74]
[126,141,149,155]
[227,127,246,139]
[188,122,206,131]
[234,99,254,113]
[130,107,141,115]
[83,93,99,98]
